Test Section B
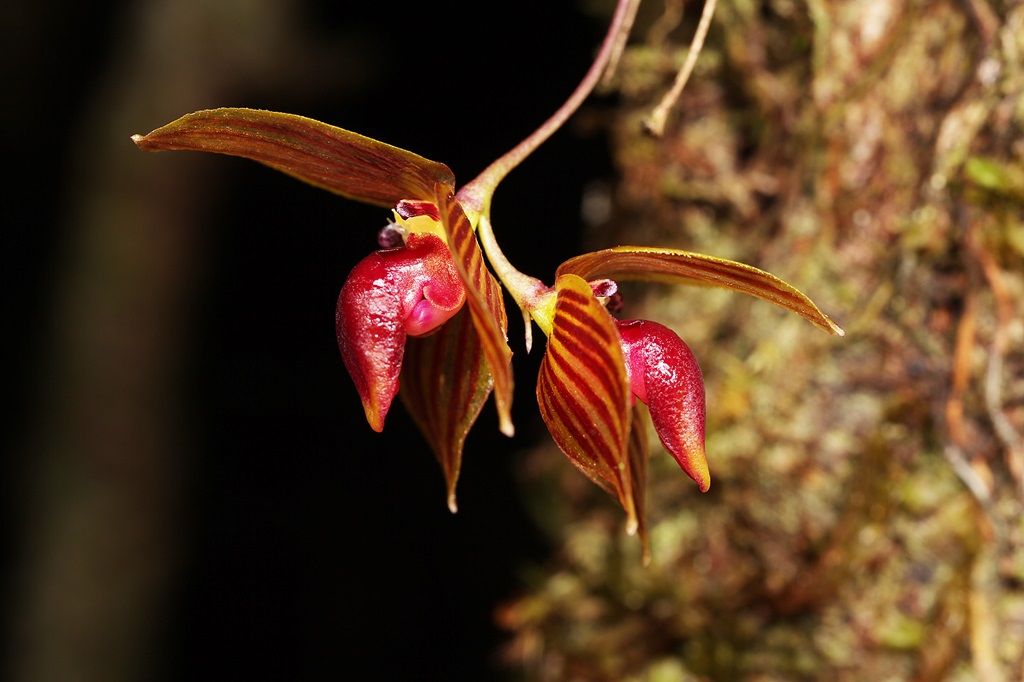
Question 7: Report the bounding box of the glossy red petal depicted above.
[558,247,844,336]
[537,274,637,531]
[336,234,464,431]
[132,108,454,207]
[336,254,405,432]
[618,319,709,492]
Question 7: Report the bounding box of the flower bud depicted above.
[617,319,709,491]
[336,233,465,431]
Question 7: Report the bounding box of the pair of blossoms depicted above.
[132,15,842,562]
[134,106,842,559]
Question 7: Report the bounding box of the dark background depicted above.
[4,1,614,680]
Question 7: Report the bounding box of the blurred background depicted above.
[7,0,1024,681]
[3,1,613,680]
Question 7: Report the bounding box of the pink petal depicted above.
[617,319,709,492]
[336,234,465,431]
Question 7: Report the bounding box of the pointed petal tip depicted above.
[447,493,458,514]
[688,452,712,493]
[820,312,845,336]
[131,132,161,151]
[671,439,711,491]
[499,415,515,438]
[625,512,639,537]
[361,401,386,433]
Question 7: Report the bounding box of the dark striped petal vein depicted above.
[537,274,637,532]
[400,308,492,513]
[435,186,514,436]
[132,108,454,207]
[558,247,844,336]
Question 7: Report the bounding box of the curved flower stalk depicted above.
[131,0,844,559]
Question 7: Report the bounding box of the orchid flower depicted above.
[132,108,512,514]
[131,0,843,560]
[474,218,843,557]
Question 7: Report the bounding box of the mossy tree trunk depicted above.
[500,1,1024,679]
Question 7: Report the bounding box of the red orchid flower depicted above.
[132,108,513,512]
[478,234,843,559]
[553,246,847,503]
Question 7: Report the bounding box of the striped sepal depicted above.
[537,274,637,532]
[557,247,844,336]
[132,108,454,207]
[400,308,493,513]
[435,185,515,436]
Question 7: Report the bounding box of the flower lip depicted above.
[617,318,710,492]
[336,233,466,431]
[405,278,464,337]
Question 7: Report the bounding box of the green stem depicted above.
[476,214,553,351]
[456,0,642,218]
[461,0,641,349]
[642,0,718,136]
